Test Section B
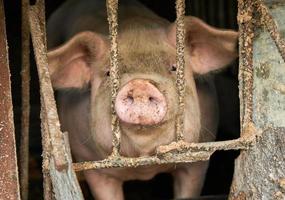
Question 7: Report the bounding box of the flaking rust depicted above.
[106,0,122,157]
[237,0,255,132]
[175,0,186,141]
[72,134,255,172]
[29,1,84,199]
[0,0,21,199]
[29,3,68,172]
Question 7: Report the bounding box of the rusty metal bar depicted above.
[73,128,256,171]
[29,4,68,171]
[106,0,122,157]
[33,1,54,199]
[256,0,285,62]
[0,0,21,199]
[29,3,61,199]
[20,0,30,199]
[29,1,84,199]
[237,0,255,133]
[40,106,53,200]
[175,0,186,141]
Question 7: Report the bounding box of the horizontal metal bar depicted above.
[73,123,257,171]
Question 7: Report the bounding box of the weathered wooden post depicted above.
[230,0,285,199]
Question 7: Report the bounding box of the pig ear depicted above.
[47,31,107,89]
[167,16,238,74]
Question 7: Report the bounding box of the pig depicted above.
[47,0,238,199]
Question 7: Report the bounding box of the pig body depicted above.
[47,0,238,199]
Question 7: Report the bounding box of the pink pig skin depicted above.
[47,0,238,199]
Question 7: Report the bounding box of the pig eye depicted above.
[105,71,110,77]
[170,65,177,72]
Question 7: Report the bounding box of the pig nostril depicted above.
[127,95,134,103]
[149,97,155,102]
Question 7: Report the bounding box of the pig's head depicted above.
[47,16,238,157]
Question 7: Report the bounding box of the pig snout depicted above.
[115,79,167,126]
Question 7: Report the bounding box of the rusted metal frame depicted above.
[106,0,122,157]
[29,4,68,172]
[71,0,259,172]
[20,0,30,199]
[237,0,255,135]
[175,0,186,141]
[73,120,258,172]
[0,0,21,199]
[255,0,285,63]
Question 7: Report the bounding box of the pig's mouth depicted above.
[119,116,171,130]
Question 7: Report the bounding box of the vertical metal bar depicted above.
[106,0,121,156]
[0,0,21,199]
[32,2,52,198]
[20,0,30,199]
[175,0,186,141]
[29,2,84,198]
[29,3,68,172]
[237,0,254,133]
[29,2,54,198]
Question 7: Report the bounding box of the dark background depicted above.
[4,0,240,199]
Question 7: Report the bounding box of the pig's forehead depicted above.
[118,33,176,64]
[119,49,176,71]
[118,28,173,52]
[102,29,179,72]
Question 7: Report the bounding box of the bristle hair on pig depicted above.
[47,0,238,199]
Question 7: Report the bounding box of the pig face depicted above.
[47,16,238,158]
